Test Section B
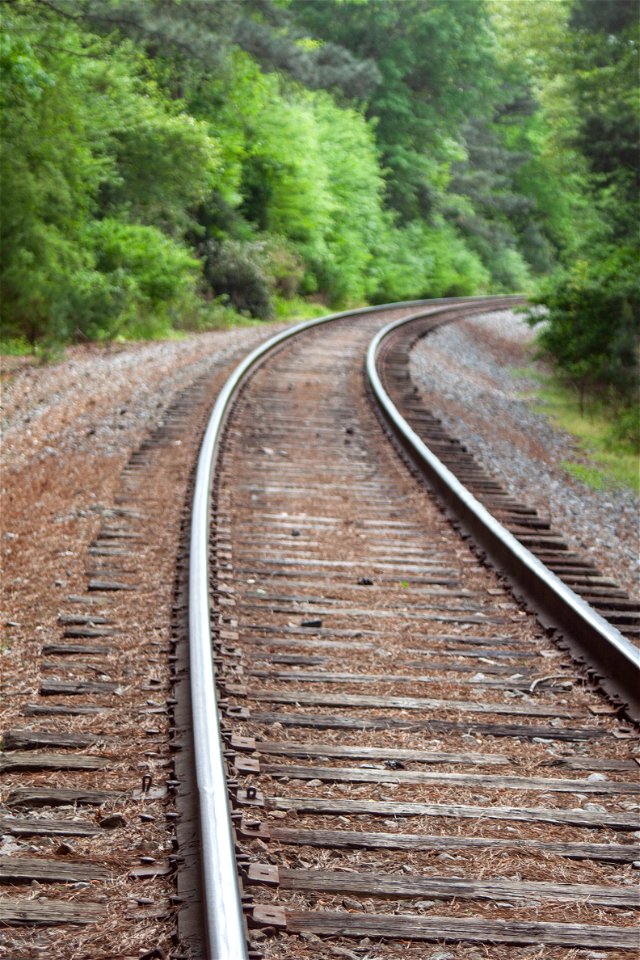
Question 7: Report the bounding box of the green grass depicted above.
[0,297,339,359]
[175,295,333,332]
[518,371,639,494]
[0,337,33,356]
[274,295,335,321]
[560,461,610,490]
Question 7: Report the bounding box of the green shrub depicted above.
[99,108,219,236]
[370,219,490,303]
[610,404,640,452]
[202,239,273,320]
[532,246,639,410]
[0,14,100,345]
[261,237,305,300]
[76,219,200,340]
[484,245,531,292]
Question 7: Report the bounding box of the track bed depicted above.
[214,309,640,958]
[2,302,638,959]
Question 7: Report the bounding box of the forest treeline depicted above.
[1,0,638,437]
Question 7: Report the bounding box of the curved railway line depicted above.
[2,297,639,959]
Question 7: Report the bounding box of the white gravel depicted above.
[409,309,639,600]
[1,325,286,472]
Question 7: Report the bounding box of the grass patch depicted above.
[560,461,610,491]
[510,365,547,383]
[0,298,335,361]
[274,296,333,321]
[519,370,639,494]
[183,295,332,331]
[0,337,33,356]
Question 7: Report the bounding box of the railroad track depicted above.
[2,298,639,959]
[194,298,640,958]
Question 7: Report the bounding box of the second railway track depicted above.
[202,300,640,958]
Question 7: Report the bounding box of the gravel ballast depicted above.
[1,323,285,960]
[409,309,639,601]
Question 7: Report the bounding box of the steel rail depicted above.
[366,310,640,722]
[189,294,516,958]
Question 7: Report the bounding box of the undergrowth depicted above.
[514,367,639,494]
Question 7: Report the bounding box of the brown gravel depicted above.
[1,324,285,960]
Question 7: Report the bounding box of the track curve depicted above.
[369,309,640,720]
[192,297,640,958]
[189,297,501,956]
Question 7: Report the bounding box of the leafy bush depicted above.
[77,219,200,340]
[0,13,100,345]
[484,245,532,292]
[369,222,432,304]
[431,226,491,296]
[611,404,640,451]
[531,247,639,410]
[261,237,305,300]
[202,239,273,319]
[99,105,220,236]
[0,11,211,346]
[370,219,490,304]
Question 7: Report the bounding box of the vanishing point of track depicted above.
[191,298,640,958]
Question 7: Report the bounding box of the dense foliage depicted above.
[519,0,639,441]
[0,0,637,434]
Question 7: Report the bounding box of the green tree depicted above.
[311,92,386,304]
[534,250,638,416]
[62,43,221,236]
[5,0,634,351]
[0,4,214,344]
[569,0,639,238]
[80,218,201,339]
[525,0,639,435]
[0,9,102,343]
[293,0,496,220]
